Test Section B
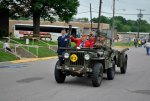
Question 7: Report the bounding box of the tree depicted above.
[122,25,131,32]
[92,15,150,32]
[92,16,110,24]
[73,17,89,22]
[0,7,9,38]
[100,15,110,23]
[80,17,89,22]
[114,16,126,24]
[13,0,79,35]
[0,0,30,38]
[92,17,98,23]
[0,0,12,38]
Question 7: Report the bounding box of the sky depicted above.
[75,0,150,23]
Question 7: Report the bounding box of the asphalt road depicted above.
[0,47,150,101]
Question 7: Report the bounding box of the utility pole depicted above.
[90,3,93,31]
[97,0,102,30]
[137,9,145,38]
[112,0,115,47]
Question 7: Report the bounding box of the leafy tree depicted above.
[122,25,131,32]
[100,15,110,23]
[92,17,98,23]
[0,0,31,38]
[0,8,9,38]
[114,16,126,24]
[81,17,89,22]
[126,20,136,26]
[14,0,79,35]
[1,0,79,36]
[130,26,137,32]
[93,15,150,32]
[92,15,110,24]
[0,0,11,38]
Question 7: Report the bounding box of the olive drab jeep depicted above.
[55,26,129,87]
[54,46,129,87]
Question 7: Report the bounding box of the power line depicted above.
[78,10,150,16]
[79,4,150,16]
[80,4,99,11]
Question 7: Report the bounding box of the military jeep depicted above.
[54,47,129,87]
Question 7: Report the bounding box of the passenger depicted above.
[70,34,90,48]
[57,29,69,65]
[88,31,95,48]
[94,33,107,48]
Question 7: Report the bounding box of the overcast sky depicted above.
[75,0,150,23]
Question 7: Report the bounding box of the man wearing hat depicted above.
[94,32,107,48]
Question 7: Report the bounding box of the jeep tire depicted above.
[107,61,115,80]
[54,60,66,83]
[120,57,127,74]
[92,63,103,87]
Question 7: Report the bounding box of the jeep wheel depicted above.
[54,60,66,83]
[107,61,115,80]
[120,57,127,74]
[92,63,103,87]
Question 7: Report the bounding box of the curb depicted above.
[10,56,58,64]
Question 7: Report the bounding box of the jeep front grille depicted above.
[69,52,84,66]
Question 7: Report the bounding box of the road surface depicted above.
[0,47,150,101]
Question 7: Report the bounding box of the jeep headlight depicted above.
[84,54,90,60]
[64,53,69,59]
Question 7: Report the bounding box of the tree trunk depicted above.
[33,11,40,36]
[0,8,9,38]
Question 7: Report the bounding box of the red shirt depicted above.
[70,36,90,48]
[89,36,95,47]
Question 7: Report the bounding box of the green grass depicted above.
[11,38,57,58]
[11,38,57,46]
[23,46,57,58]
[0,43,18,62]
[0,43,3,48]
[37,47,57,57]
[0,52,18,62]
[11,38,77,57]
[9,38,57,57]
[114,41,134,46]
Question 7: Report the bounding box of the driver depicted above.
[94,33,107,48]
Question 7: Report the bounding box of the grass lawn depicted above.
[0,41,57,62]
[0,43,18,62]
[23,46,57,58]
[0,51,18,62]
[0,43,3,48]
[11,38,77,57]
[11,38,58,58]
[11,38,57,46]
[114,41,134,46]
